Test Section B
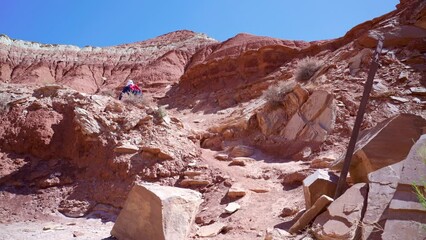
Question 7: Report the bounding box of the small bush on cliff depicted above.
[0,94,10,113]
[294,57,323,82]
[121,93,145,107]
[263,81,295,105]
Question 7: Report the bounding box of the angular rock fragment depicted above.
[111,183,202,240]
[312,183,368,240]
[303,169,339,209]
[332,114,426,182]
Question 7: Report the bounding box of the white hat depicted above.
[126,80,134,86]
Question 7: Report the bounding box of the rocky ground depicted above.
[0,0,425,239]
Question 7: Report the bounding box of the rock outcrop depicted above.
[382,134,426,240]
[111,183,202,240]
[0,30,217,94]
[332,114,426,182]
[312,183,368,240]
[361,162,404,240]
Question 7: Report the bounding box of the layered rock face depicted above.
[0,30,217,93]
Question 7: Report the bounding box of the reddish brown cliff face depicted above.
[0,0,425,239]
[0,30,217,94]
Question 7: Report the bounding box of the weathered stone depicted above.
[303,170,339,209]
[141,146,174,160]
[111,183,202,240]
[229,145,254,157]
[74,107,101,136]
[256,107,287,136]
[281,170,312,185]
[229,157,255,166]
[398,71,409,81]
[361,162,403,240]
[227,183,246,199]
[180,179,211,187]
[249,187,269,193]
[225,202,241,214]
[265,228,292,240]
[214,153,229,161]
[282,90,334,143]
[196,222,226,238]
[331,114,426,183]
[312,183,368,240]
[382,134,426,240]
[310,152,340,169]
[114,143,139,154]
[410,87,426,96]
[289,195,334,234]
[390,96,409,103]
[280,207,298,217]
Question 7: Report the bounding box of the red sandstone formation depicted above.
[0,0,425,239]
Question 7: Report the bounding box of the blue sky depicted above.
[0,0,399,47]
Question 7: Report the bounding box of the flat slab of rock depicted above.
[225,202,241,214]
[382,134,426,240]
[289,195,334,234]
[196,222,226,238]
[180,179,211,187]
[214,153,229,161]
[331,114,426,182]
[227,183,246,199]
[265,228,292,240]
[114,143,139,154]
[361,162,403,240]
[141,146,175,160]
[229,145,254,157]
[229,157,255,166]
[312,183,368,240]
[111,183,202,240]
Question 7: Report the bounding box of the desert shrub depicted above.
[121,93,145,107]
[0,94,10,113]
[155,106,167,120]
[294,57,323,82]
[263,81,295,105]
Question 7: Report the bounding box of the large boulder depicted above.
[282,90,335,143]
[312,183,368,240]
[382,134,426,240]
[331,114,426,183]
[302,170,339,209]
[111,183,202,240]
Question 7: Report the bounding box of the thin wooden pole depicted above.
[334,38,384,199]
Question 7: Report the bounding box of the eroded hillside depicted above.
[0,0,425,239]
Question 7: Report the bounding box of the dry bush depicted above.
[295,57,323,82]
[263,81,295,105]
[121,93,146,107]
[0,94,10,113]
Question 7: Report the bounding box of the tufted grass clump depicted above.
[294,57,323,82]
[121,93,145,107]
[263,81,295,105]
[0,94,10,113]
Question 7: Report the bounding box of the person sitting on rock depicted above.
[119,79,142,100]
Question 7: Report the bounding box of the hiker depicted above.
[119,79,142,100]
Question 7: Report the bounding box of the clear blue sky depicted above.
[0,0,399,47]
